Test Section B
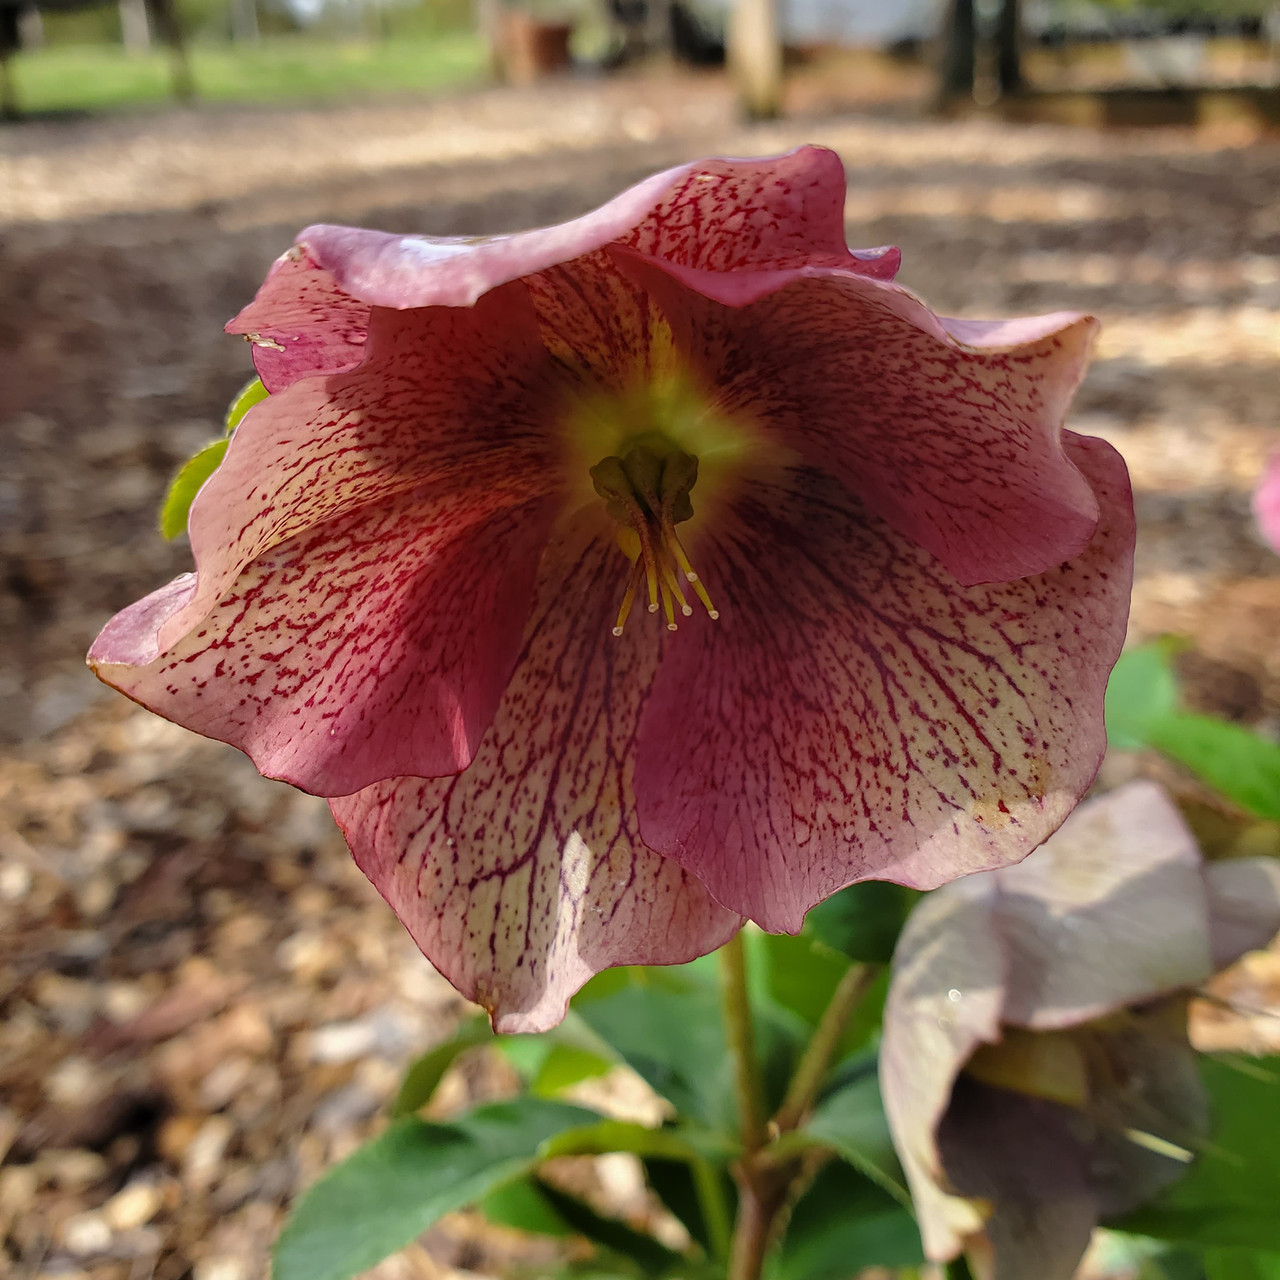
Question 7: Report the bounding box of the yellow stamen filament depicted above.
[590,444,720,638]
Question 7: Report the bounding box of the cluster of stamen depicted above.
[590,444,719,637]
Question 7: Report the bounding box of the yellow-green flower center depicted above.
[589,440,719,637]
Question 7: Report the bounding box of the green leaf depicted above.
[642,1157,734,1259]
[480,1176,574,1237]
[804,882,919,965]
[390,1014,492,1117]
[802,1067,909,1205]
[225,375,269,432]
[530,1042,615,1097]
[1149,714,1280,822]
[770,1161,923,1280]
[158,438,228,539]
[1106,640,1182,752]
[537,1180,689,1276]
[573,980,734,1131]
[1207,1248,1280,1280]
[273,1098,599,1280]
[1104,641,1280,819]
[1117,1056,1280,1249]
[542,1119,728,1164]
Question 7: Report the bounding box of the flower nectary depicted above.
[589,443,718,635]
[89,145,1138,1031]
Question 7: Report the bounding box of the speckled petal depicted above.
[281,147,897,312]
[615,250,1099,586]
[91,492,555,796]
[225,247,372,392]
[330,509,741,1033]
[93,282,557,668]
[634,432,1134,934]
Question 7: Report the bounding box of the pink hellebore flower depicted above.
[89,147,1135,1031]
[881,779,1280,1280]
[1253,450,1280,555]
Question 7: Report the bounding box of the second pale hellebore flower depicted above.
[880,779,1280,1280]
[89,147,1135,1030]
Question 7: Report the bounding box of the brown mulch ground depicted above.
[3,64,1280,1280]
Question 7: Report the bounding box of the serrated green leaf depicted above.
[770,1161,923,1280]
[390,1014,492,1117]
[805,882,919,966]
[1150,714,1280,821]
[1106,640,1182,752]
[273,1098,598,1280]
[1116,1056,1280,1249]
[480,1176,574,1237]
[1206,1248,1280,1280]
[158,439,228,540]
[225,375,269,433]
[542,1119,728,1163]
[802,1068,909,1205]
[537,1180,689,1276]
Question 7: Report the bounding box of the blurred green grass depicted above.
[5,32,487,114]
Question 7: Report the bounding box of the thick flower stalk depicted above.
[89,147,1135,1032]
[880,779,1280,1280]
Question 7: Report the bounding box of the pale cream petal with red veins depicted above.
[91,491,556,797]
[617,252,1100,586]
[330,510,741,1033]
[991,780,1213,1031]
[634,433,1134,935]
[879,875,1007,1264]
[100,283,558,666]
[225,248,371,392]
[282,147,897,313]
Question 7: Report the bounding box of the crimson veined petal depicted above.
[331,509,741,1033]
[633,432,1134,934]
[281,146,897,313]
[90,491,556,796]
[225,247,372,392]
[616,248,1100,586]
[152,281,557,657]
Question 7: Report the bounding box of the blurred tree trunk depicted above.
[936,0,975,103]
[120,0,151,52]
[230,0,260,42]
[995,0,1022,95]
[728,0,781,120]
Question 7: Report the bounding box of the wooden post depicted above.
[727,0,781,120]
[120,0,151,53]
[995,0,1021,95]
[230,0,260,43]
[936,0,976,105]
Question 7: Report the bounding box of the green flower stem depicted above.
[720,931,768,1156]
[691,1155,733,1265]
[772,962,879,1133]
[946,1254,976,1280]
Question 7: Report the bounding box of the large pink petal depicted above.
[330,509,741,1033]
[634,432,1134,934]
[115,282,558,664]
[225,246,371,392]
[90,491,555,796]
[618,250,1100,586]
[1253,450,1280,556]
[992,780,1213,1030]
[281,148,897,312]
